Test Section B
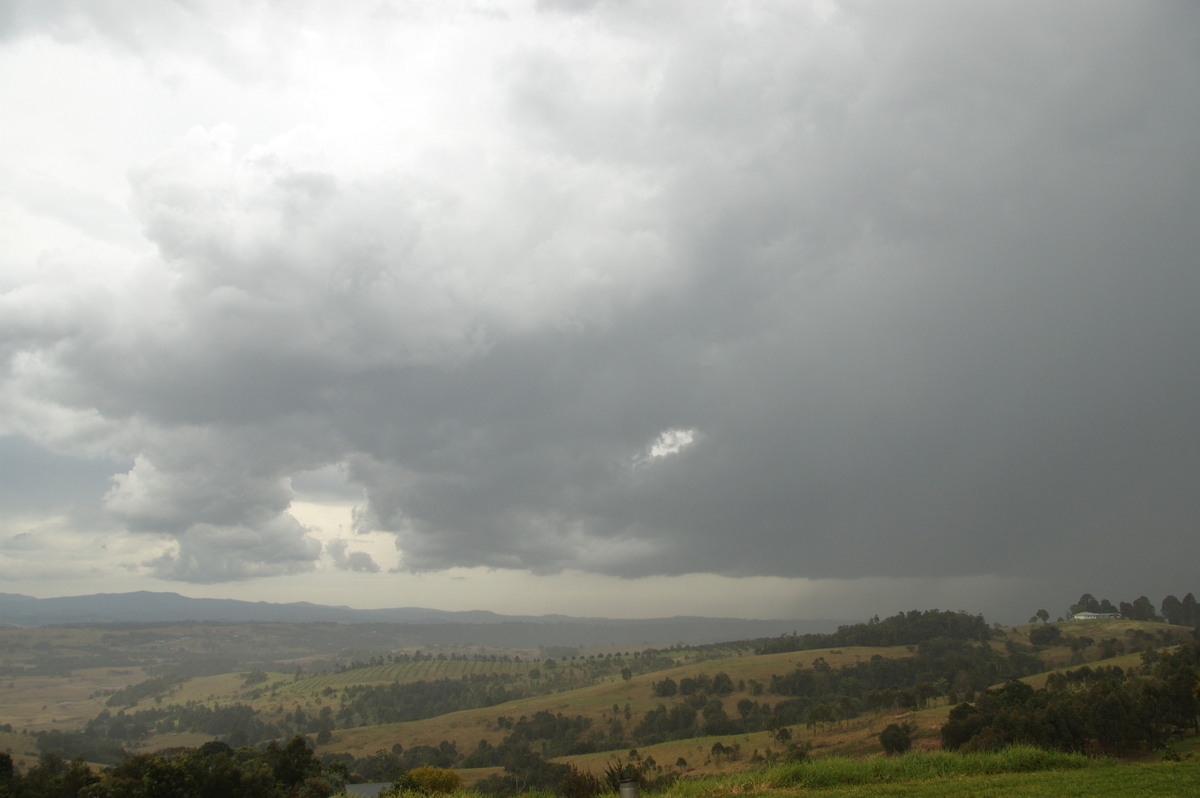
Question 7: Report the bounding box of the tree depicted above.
[837,695,858,723]
[806,703,833,732]
[1036,609,1050,624]
[559,765,603,798]
[393,765,462,794]
[711,672,735,694]
[266,735,319,790]
[0,752,14,798]
[880,722,913,755]
[701,698,735,736]
[1182,593,1200,627]
[1071,594,1100,614]
[1161,595,1183,625]
[1130,596,1159,622]
[18,753,98,798]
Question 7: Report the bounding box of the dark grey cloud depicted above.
[337,1,1200,587]
[328,539,380,574]
[2,1,1197,595]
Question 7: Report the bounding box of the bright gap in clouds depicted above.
[647,428,696,459]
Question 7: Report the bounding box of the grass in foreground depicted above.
[771,762,1200,797]
[357,747,1200,798]
[669,746,1098,794]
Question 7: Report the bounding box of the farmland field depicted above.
[2,613,1197,794]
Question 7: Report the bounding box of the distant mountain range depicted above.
[0,591,837,648]
[0,591,533,626]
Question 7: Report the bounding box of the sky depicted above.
[1,1,1198,625]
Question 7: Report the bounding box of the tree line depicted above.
[0,736,344,798]
[754,610,991,655]
[1066,592,1200,626]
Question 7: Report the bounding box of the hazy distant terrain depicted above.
[1,595,1197,797]
[0,591,836,649]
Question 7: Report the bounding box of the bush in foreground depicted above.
[386,765,464,795]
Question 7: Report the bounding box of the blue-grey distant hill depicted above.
[0,591,510,626]
[0,591,836,648]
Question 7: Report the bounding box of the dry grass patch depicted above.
[321,708,501,758]
[133,731,218,752]
[0,667,149,733]
[165,672,261,704]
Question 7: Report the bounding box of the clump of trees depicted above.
[769,636,1043,714]
[1159,593,1200,627]
[651,671,735,698]
[940,642,1200,755]
[1028,624,1063,647]
[337,675,527,727]
[103,676,176,708]
[472,746,591,796]
[632,635,1047,746]
[880,722,914,755]
[83,701,281,748]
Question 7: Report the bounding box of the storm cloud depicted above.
[1,1,1197,604]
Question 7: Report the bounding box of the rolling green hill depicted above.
[2,609,1196,794]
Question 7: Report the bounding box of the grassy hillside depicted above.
[3,614,1196,789]
[308,619,1193,777]
[291,645,917,759]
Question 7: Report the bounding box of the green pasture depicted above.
[680,756,1200,797]
[341,748,1200,797]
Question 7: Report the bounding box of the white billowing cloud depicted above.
[106,453,292,534]
[146,516,322,582]
[118,113,672,374]
[0,0,1198,604]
